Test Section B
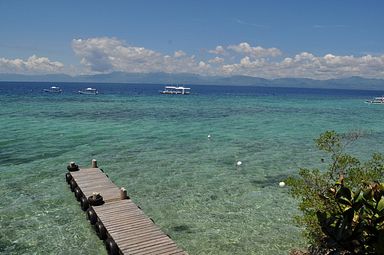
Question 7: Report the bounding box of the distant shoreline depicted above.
[0,72,383,91]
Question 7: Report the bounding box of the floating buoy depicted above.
[65,172,72,184]
[208,134,211,139]
[279,181,286,187]
[80,196,89,211]
[236,161,242,166]
[106,238,118,255]
[95,221,107,240]
[74,187,83,201]
[70,179,77,192]
[87,208,97,225]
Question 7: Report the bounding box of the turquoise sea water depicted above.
[1,82,384,255]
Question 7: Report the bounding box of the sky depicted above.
[0,0,383,79]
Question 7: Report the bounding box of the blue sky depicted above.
[0,0,383,79]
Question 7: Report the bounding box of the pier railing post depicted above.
[92,159,98,168]
[120,187,128,199]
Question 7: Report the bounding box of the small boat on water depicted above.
[366,96,384,104]
[43,86,62,93]
[160,86,191,95]
[78,87,98,95]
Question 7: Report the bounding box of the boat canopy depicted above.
[164,86,190,90]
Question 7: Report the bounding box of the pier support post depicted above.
[120,187,128,199]
[92,159,98,168]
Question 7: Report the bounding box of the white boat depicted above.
[366,96,384,104]
[43,86,62,93]
[160,86,191,95]
[78,87,98,95]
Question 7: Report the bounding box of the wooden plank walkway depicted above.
[66,161,187,255]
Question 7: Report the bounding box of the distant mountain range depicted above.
[0,72,383,90]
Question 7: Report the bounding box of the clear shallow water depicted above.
[1,82,384,254]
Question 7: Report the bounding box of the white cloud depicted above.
[174,50,186,58]
[208,57,224,64]
[0,55,64,74]
[72,37,162,73]
[209,45,226,55]
[71,37,214,74]
[221,56,268,76]
[219,51,384,79]
[271,53,384,79]
[227,42,282,58]
[69,37,384,79]
[198,61,210,69]
[1,37,383,79]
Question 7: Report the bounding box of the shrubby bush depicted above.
[286,131,384,254]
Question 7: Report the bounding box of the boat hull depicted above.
[78,91,98,95]
[160,91,190,95]
[366,96,384,104]
[78,88,98,95]
[160,86,191,95]
[43,89,62,93]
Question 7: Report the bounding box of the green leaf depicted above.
[364,189,374,200]
[336,186,352,200]
[377,197,384,212]
[364,201,376,212]
[374,189,383,202]
[353,189,362,201]
[337,197,353,207]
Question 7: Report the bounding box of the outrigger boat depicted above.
[78,88,98,95]
[43,86,62,93]
[366,96,384,104]
[160,86,191,95]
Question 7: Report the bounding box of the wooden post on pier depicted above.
[91,159,97,168]
[120,187,128,199]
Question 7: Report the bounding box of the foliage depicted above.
[286,131,384,254]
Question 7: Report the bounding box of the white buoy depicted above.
[236,161,242,166]
[279,181,286,187]
[208,134,211,139]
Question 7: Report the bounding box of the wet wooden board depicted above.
[92,200,186,255]
[70,167,122,202]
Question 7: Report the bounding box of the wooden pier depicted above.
[65,160,187,255]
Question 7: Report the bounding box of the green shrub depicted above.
[286,131,384,254]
